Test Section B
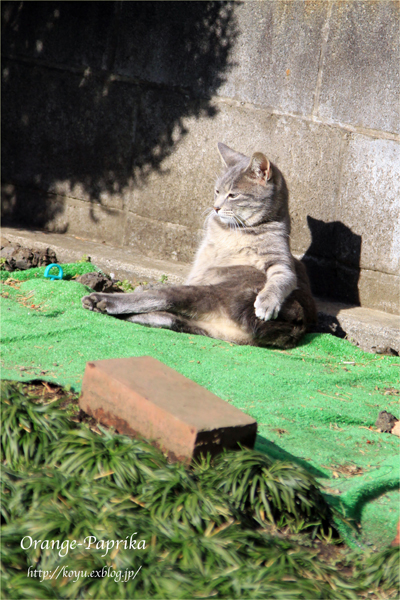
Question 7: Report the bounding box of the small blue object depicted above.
[44,263,64,281]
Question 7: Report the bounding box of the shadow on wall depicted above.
[1,1,238,230]
[302,216,361,306]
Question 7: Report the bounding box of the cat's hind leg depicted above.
[122,311,208,336]
[82,285,215,317]
[82,290,171,315]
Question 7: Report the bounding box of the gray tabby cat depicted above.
[82,143,316,348]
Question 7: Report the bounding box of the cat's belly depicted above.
[192,315,253,345]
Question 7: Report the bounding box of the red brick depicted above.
[392,519,400,546]
[79,356,257,463]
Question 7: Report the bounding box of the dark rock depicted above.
[375,410,399,433]
[0,240,57,271]
[76,272,121,293]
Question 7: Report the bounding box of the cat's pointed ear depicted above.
[245,152,272,185]
[217,142,248,168]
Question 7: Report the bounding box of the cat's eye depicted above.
[215,189,219,195]
[228,193,239,199]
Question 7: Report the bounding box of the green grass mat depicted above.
[1,264,399,549]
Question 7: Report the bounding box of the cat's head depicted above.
[213,143,289,228]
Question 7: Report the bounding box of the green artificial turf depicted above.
[1,264,399,550]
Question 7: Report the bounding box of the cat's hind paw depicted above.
[82,293,110,313]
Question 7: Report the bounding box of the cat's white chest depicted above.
[187,221,266,284]
[210,231,254,264]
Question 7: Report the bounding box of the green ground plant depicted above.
[77,255,91,263]
[118,279,136,292]
[1,382,399,599]
[200,450,334,535]
[1,383,72,469]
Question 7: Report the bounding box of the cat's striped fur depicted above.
[82,143,316,348]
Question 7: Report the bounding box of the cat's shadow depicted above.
[301,216,361,308]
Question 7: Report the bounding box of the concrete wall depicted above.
[2,1,399,314]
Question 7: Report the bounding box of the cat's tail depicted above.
[251,294,313,349]
[253,320,307,349]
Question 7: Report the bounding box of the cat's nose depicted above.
[214,207,221,213]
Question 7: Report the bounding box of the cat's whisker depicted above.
[235,215,246,228]
[233,216,240,233]
[235,215,252,233]
[201,206,214,217]
[236,215,258,234]
[203,212,215,228]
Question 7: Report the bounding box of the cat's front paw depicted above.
[82,293,113,314]
[254,293,281,321]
